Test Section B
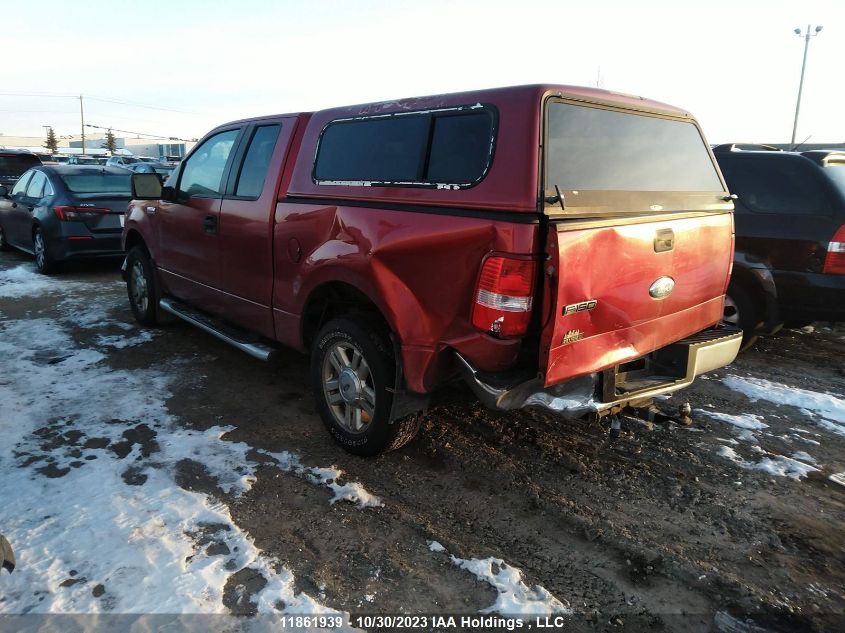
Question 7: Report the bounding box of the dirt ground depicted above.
[2,249,844,633]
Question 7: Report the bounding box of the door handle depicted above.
[203,215,217,234]
[654,228,674,253]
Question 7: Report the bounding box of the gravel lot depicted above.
[1,249,844,633]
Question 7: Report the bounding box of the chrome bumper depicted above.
[456,324,742,418]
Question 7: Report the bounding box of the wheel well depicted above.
[728,265,780,330]
[302,282,391,349]
[728,267,764,301]
[124,229,147,254]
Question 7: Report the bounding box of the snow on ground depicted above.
[722,375,845,437]
[0,272,358,624]
[58,295,129,330]
[791,451,818,465]
[427,541,570,616]
[95,330,157,349]
[694,409,768,431]
[0,264,69,299]
[716,446,820,480]
[260,451,383,509]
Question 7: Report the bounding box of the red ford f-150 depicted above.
[123,84,741,455]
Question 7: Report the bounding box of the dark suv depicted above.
[0,150,41,190]
[714,145,845,348]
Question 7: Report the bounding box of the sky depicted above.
[0,0,842,145]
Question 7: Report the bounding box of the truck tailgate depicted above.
[541,212,733,387]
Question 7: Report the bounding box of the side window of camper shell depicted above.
[313,105,496,188]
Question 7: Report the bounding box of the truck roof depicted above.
[221,83,692,128]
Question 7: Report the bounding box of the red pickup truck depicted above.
[123,84,741,455]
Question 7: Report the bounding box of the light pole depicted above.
[791,24,823,147]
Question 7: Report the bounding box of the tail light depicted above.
[471,256,536,337]
[823,225,845,274]
[53,206,111,221]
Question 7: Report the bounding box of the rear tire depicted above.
[33,227,58,274]
[311,317,421,456]
[724,283,762,352]
[126,245,160,326]
[0,224,11,252]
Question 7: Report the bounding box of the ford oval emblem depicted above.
[649,276,675,299]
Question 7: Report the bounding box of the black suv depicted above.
[0,150,41,190]
[714,144,845,348]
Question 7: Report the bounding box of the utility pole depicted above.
[79,94,86,155]
[791,24,823,147]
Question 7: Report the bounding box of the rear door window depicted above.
[234,124,281,198]
[10,171,33,196]
[25,171,48,199]
[718,158,829,215]
[179,129,240,198]
[314,106,495,187]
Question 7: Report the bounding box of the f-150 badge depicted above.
[562,300,597,316]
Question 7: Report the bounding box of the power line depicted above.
[84,123,196,143]
[0,91,76,98]
[85,95,196,114]
[0,91,196,114]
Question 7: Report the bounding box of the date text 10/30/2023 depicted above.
[286,615,571,630]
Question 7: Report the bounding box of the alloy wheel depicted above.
[321,342,376,433]
[130,260,149,314]
[34,231,45,270]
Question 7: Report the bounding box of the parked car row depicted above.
[106,156,177,180]
[0,84,841,457]
[0,166,130,272]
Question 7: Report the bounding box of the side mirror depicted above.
[131,173,162,200]
[0,186,8,198]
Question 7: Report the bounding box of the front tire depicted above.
[311,317,421,456]
[126,246,160,326]
[33,227,57,274]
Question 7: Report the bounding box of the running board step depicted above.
[159,297,278,362]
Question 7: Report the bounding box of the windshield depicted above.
[61,174,131,195]
[0,154,41,176]
[546,101,723,193]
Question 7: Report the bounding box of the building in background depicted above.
[68,137,192,158]
[0,133,195,157]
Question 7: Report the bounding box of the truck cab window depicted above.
[179,129,239,198]
[235,124,281,198]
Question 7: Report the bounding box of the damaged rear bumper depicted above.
[456,324,742,418]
